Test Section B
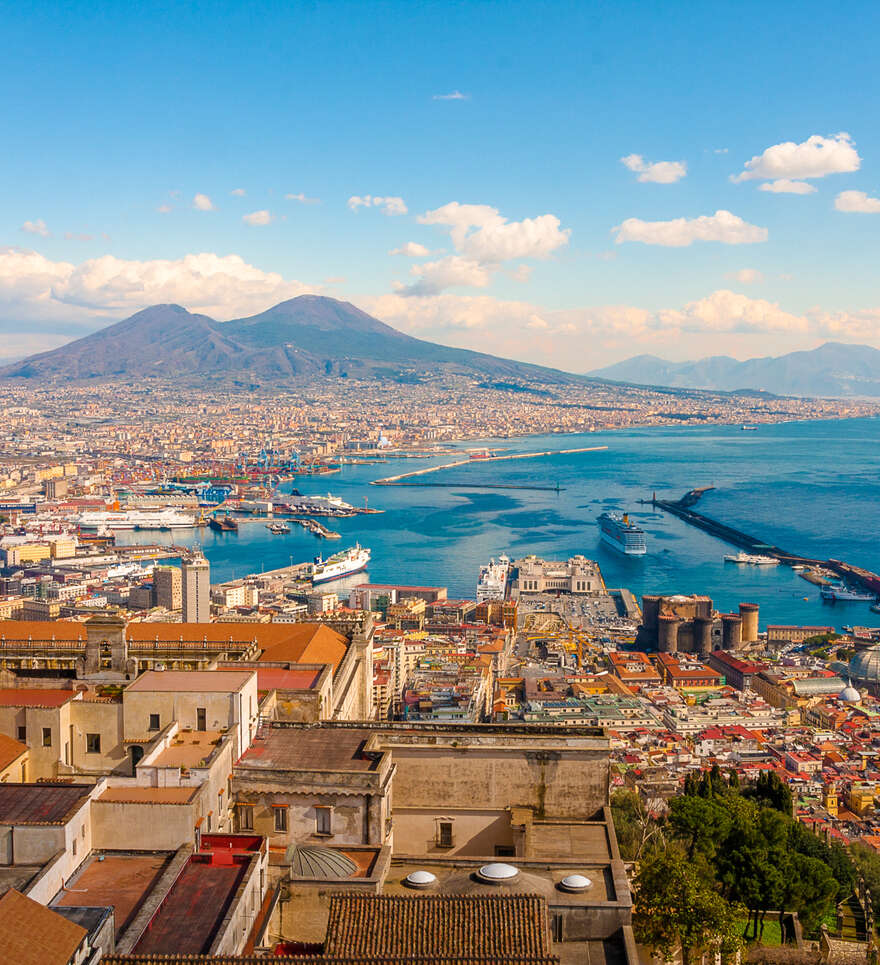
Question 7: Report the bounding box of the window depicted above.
[196,708,206,731]
[42,727,52,748]
[207,813,212,832]
[495,845,516,857]
[237,804,254,831]
[148,713,160,731]
[274,807,288,833]
[72,838,77,857]
[437,821,454,849]
[315,806,332,835]
[16,726,25,742]
[86,733,101,754]
[551,913,563,942]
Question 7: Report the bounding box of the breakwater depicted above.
[653,491,880,593]
[371,446,607,485]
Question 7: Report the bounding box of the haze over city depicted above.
[5,1,880,369]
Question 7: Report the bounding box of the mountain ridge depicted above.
[589,342,880,398]
[0,296,588,386]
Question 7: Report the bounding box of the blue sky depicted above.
[3,0,880,368]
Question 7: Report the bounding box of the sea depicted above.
[116,416,880,632]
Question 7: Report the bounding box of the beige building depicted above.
[510,555,603,595]
[153,566,182,610]
[182,551,210,623]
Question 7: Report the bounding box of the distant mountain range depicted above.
[589,342,880,398]
[0,296,584,386]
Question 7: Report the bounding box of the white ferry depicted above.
[821,582,877,603]
[597,512,647,556]
[311,544,371,585]
[77,510,197,531]
[724,551,779,566]
[476,555,511,602]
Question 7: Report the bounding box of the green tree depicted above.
[610,789,661,862]
[668,795,731,860]
[783,853,838,935]
[634,846,743,965]
[743,772,793,815]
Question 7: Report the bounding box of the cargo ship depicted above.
[209,516,239,532]
[311,544,371,585]
[598,512,647,556]
[476,555,511,602]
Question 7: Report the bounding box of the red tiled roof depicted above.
[0,889,87,965]
[0,783,92,824]
[324,894,551,960]
[0,688,76,707]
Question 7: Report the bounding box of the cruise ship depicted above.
[311,544,371,585]
[476,555,511,602]
[77,510,196,531]
[724,551,779,566]
[597,512,647,556]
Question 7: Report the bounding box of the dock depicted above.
[652,489,880,595]
[371,446,608,486]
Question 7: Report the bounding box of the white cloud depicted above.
[758,179,817,195]
[389,242,431,257]
[286,192,320,204]
[0,247,314,323]
[347,195,408,216]
[419,202,570,262]
[658,289,808,335]
[510,264,532,282]
[21,219,50,237]
[64,232,93,242]
[242,209,274,226]
[834,190,880,213]
[714,148,729,155]
[613,210,767,247]
[157,203,173,214]
[727,268,763,284]
[192,193,215,211]
[732,132,860,183]
[433,90,469,100]
[621,154,687,184]
[399,256,491,296]
[230,188,246,197]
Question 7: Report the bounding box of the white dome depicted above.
[478,862,519,882]
[404,870,437,889]
[560,874,592,892]
[840,685,862,703]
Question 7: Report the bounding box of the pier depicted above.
[652,489,880,594]
[371,446,608,485]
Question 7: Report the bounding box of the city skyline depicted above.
[4,1,880,368]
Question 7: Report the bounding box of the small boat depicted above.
[267,522,291,535]
[724,551,778,565]
[741,425,758,431]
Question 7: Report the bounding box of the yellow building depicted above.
[823,785,838,817]
[845,782,875,816]
[4,543,52,566]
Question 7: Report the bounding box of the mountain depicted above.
[589,342,880,398]
[0,295,584,386]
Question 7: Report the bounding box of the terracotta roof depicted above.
[0,733,28,771]
[125,621,318,649]
[0,688,76,708]
[0,620,86,642]
[324,894,551,960]
[258,623,348,672]
[0,888,87,965]
[104,958,557,964]
[0,783,91,824]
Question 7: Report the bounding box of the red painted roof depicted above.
[0,688,76,707]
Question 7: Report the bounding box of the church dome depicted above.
[840,684,862,703]
[286,844,357,879]
[849,646,880,687]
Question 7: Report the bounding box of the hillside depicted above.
[589,342,880,397]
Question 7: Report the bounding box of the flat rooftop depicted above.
[53,852,173,936]
[132,854,249,955]
[98,786,199,805]
[256,666,323,691]
[0,783,91,824]
[237,726,381,773]
[126,669,254,693]
[151,731,224,769]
